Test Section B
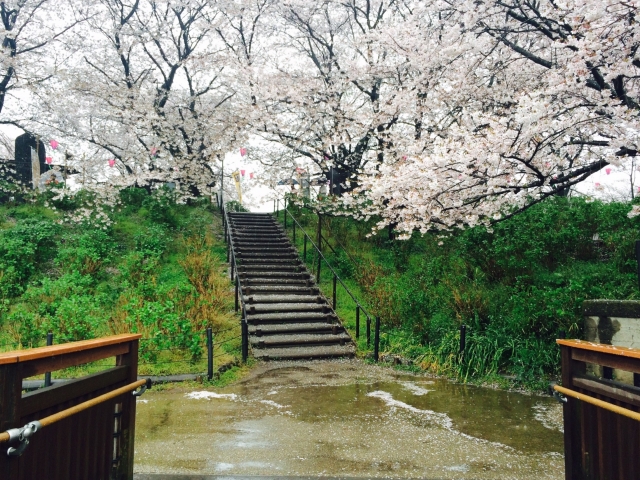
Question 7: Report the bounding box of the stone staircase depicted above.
[228,212,355,360]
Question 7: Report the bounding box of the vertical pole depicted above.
[273,199,276,213]
[366,316,371,346]
[207,328,213,381]
[374,316,380,362]
[277,199,279,217]
[317,255,322,283]
[459,324,466,356]
[316,213,322,253]
[0,362,22,480]
[235,277,239,312]
[333,274,337,309]
[116,338,139,480]
[241,316,248,363]
[635,240,640,291]
[230,254,234,281]
[293,220,296,244]
[226,242,230,263]
[356,306,360,339]
[304,235,307,262]
[44,332,53,387]
[284,206,287,229]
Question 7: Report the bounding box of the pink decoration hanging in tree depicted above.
[108,159,116,167]
[240,147,247,156]
[49,140,59,150]
[45,157,52,164]
[150,147,158,157]
[605,168,611,175]
[241,169,245,176]
[250,172,254,179]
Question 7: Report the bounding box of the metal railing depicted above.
[0,334,145,479]
[221,202,249,363]
[275,199,381,361]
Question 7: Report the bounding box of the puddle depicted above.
[135,360,564,478]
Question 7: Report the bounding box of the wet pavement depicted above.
[134,360,564,479]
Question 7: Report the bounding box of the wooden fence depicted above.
[0,334,144,480]
[557,339,640,480]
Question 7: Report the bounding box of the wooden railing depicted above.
[0,334,144,480]
[557,339,640,480]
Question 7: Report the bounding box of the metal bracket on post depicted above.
[6,421,42,457]
[132,378,151,397]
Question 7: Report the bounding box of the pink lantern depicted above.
[50,140,59,150]
[402,155,407,160]
[45,157,53,164]
[150,147,158,156]
[241,169,245,176]
[605,168,611,175]
[250,172,254,179]
[240,147,247,156]
[595,182,601,188]
[108,159,116,167]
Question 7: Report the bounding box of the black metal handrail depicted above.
[221,202,249,363]
[276,201,380,359]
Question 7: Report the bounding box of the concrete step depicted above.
[237,252,298,259]
[242,285,320,295]
[246,311,338,324]
[250,332,351,348]
[239,272,310,281]
[252,344,356,360]
[235,247,295,254]
[249,322,340,335]
[241,278,314,286]
[244,294,325,304]
[237,264,303,272]
[245,303,330,314]
[237,258,302,265]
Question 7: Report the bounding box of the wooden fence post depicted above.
[116,339,139,480]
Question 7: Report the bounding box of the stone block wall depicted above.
[583,299,640,384]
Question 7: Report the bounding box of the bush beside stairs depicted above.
[228,212,355,360]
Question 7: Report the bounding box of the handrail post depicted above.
[230,254,234,281]
[235,277,239,312]
[207,327,214,381]
[374,316,380,362]
[303,235,307,262]
[241,314,248,363]
[367,316,371,346]
[284,204,287,229]
[317,213,322,252]
[333,274,337,309]
[460,324,466,357]
[355,306,360,339]
[293,219,296,243]
[116,337,139,479]
[273,199,276,213]
[317,255,322,283]
[44,332,53,387]
[277,199,279,217]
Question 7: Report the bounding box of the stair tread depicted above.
[252,344,356,360]
[246,311,336,321]
[250,332,351,345]
[249,323,338,333]
[244,294,324,303]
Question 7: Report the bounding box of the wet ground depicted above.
[134,360,564,479]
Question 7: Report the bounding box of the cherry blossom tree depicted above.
[335,0,640,236]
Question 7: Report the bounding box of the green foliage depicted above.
[288,197,640,390]
[0,188,238,377]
